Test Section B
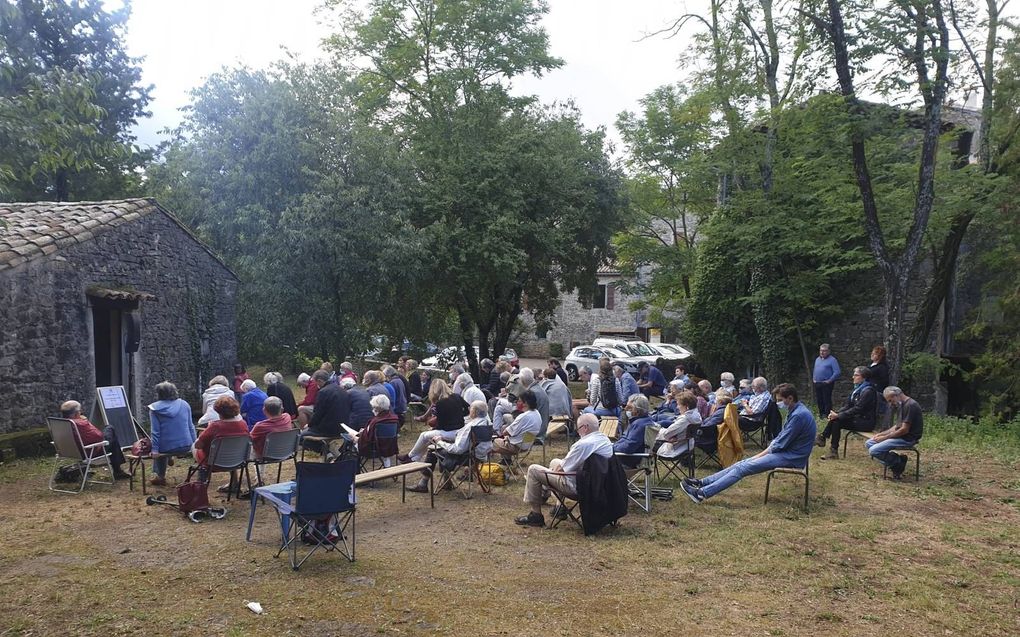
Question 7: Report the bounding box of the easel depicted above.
[90,385,150,491]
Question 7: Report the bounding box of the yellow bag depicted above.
[478,463,506,486]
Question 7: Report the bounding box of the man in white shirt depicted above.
[454,373,486,406]
[514,413,613,527]
[492,390,542,458]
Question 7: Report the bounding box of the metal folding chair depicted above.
[46,417,114,494]
[432,424,494,498]
[249,428,299,485]
[275,460,357,570]
[765,458,810,511]
[186,434,253,501]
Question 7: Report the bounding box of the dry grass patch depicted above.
[0,421,1018,636]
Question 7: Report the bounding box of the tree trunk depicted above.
[911,209,977,351]
[55,169,69,202]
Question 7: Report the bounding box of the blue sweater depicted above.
[813,356,841,383]
[613,415,654,455]
[767,402,816,467]
[148,399,196,453]
[240,388,268,431]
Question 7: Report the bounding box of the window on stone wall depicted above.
[592,284,608,309]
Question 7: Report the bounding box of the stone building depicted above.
[519,264,663,357]
[0,199,238,434]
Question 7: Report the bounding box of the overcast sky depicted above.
[122,0,702,149]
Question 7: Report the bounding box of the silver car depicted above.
[564,345,641,381]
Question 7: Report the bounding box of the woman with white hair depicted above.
[353,394,400,468]
[718,372,737,398]
[239,378,268,431]
[264,371,298,418]
[198,375,234,426]
[408,400,492,493]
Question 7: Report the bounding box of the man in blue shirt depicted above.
[681,383,815,503]
[637,362,667,398]
[613,394,654,468]
[614,365,640,408]
[812,343,841,420]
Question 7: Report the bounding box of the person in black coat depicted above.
[549,358,569,386]
[818,366,878,459]
[301,370,351,455]
[868,345,890,392]
[265,372,298,418]
[407,359,424,401]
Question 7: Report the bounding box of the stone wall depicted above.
[0,210,237,433]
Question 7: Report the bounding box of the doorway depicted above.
[92,305,123,388]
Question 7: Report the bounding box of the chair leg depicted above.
[764,471,773,504]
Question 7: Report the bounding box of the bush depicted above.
[549,342,564,359]
[922,414,1020,463]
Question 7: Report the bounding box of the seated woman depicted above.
[655,392,702,460]
[147,381,197,486]
[353,394,400,467]
[399,379,468,463]
[653,380,685,424]
[197,375,233,426]
[192,395,250,487]
[613,394,655,469]
[408,400,493,493]
[239,379,268,430]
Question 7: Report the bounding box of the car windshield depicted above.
[628,342,655,356]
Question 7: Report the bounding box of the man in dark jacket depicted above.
[265,372,298,418]
[344,378,373,430]
[301,370,351,455]
[818,366,878,459]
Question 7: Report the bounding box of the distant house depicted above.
[0,199,238,433]
[519,263,664,356]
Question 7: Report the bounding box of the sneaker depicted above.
[815,434,826,448]
[821,450,839,460]
[149,476,166,486]
[113,469,132,480]
[680,482,704,504]
[683,477,702,489]
[513,511,546,527]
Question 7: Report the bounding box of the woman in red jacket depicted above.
[192,395,249,485]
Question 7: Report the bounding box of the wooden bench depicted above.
[841,429,875,458]
[355,462,433,508]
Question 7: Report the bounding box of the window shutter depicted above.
[607,283,615,310]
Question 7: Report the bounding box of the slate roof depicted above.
[0,198,236,278]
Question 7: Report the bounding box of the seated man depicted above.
[514,413,613,527]
[735,378,754,404]
[737,376,770,427]
[491,390,541,459]
[681,383,815,503]
[540,368,572,420]
[672,364,691,388]
[300,370,351,457]
[653,380,685,423]
[818,366,877,460]
[636,362,667,398]
[612,395,655,469]
[866,386,923,479]
[59,400,130,479]
[250,396,294,459]
[614,365,640,409]
[408,400,492,493]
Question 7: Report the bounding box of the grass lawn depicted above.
[1,404,1018,636]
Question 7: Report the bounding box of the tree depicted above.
[327,0,626,375]
[0,0,152,201]
[806,0,952,383]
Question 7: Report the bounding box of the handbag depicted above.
[131,437,152,456]
[176,480,211,514]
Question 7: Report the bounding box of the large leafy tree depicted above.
[327,0,626,374]
[0,0,151,201]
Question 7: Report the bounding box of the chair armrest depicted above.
[614,452,650,458]
[82,440,110,451]
[545,471,577,477]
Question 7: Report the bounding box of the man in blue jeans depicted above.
[866,386,923,479]
[681,383,815,503]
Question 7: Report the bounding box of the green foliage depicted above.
[0,0,152,201]
[922,414,1020,461]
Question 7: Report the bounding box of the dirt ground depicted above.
[1,421,1018,637]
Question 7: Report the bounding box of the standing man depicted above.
[866,386,924,479]
[813,343,841,420]
[548,358,570,387]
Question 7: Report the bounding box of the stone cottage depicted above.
[0,199,238,434]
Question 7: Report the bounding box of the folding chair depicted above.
[547,455,628,535]
[502,431,537,481]
[273,460,357,570]
[654,421,700,485]
[615,451,653,512]
[359,421,399,473]
[186,434,253,501]
[691,422,721,473]
[249,428,299,486]
[739,400,780,449]
[46,417,114,494]
[882,447,921,482]
[432,424,494,498]
[113,416,154,494]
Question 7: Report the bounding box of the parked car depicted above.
[592,337,661,364]
[497,348,519,368]
[564,345,641,381]
[647,342,694,359]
